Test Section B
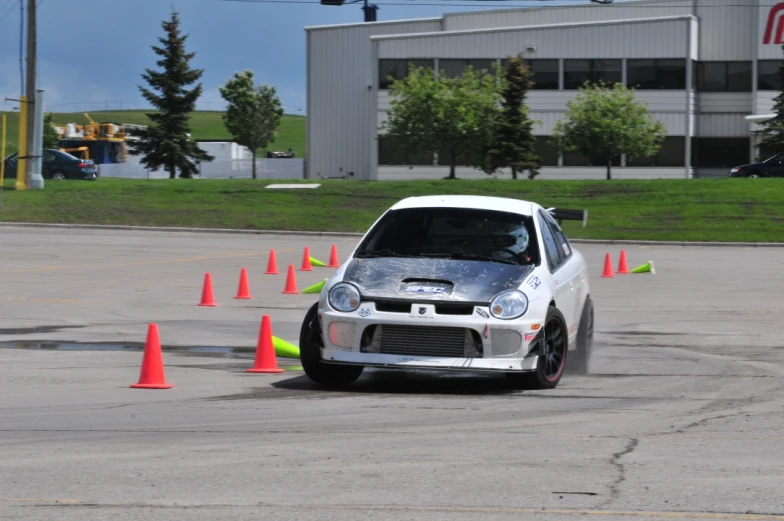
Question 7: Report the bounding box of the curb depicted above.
[566,238,784,248]
[0,222,364,238]
[0,221,782,247]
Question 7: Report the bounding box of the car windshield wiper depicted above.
[419,250,519,265]
[354,248,406,258]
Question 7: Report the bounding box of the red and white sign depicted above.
[763,2,784,45]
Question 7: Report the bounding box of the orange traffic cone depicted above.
[265,249,279,275]
[131,323,174,389]
[247,315,285,373]
[328,244,340,268]
[617,249,630,274]
[234,267,252,299]
[301,247,313,271]
[601,253,614,278]
[282,264,299,294]
[198,272,217,306]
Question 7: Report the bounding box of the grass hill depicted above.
[0,110,306,158]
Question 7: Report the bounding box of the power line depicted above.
[0,0,16,19]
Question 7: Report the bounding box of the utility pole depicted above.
[24,0,37,189]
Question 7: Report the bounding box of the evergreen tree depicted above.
[753,45,784,160]
[127,9,213,179]
[482,54,541,180]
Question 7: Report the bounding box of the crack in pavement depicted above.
[598,437,639,508]
[673,412,740,434]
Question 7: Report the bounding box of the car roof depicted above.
[388,195,537,216]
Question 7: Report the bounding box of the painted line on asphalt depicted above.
[316,504,784,519]
[1,499,781,519]
[1,222,781,248]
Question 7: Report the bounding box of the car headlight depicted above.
[730,168,739,173]
[328,282,361,312]
[489,290,528,320]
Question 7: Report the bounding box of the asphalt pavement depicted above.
[1,226,783,521]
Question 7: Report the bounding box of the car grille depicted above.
[378,324,469,358]
[371,299,475,315]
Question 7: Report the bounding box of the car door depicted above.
[537,209,581,338]
[42,150,58,178]
[763,154,784,177]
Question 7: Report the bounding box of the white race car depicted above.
[298,195,594,390]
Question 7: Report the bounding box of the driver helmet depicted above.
[491,224,530,254]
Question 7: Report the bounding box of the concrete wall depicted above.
[306,19,443,181]
[377,166,690,181]
[441,0,692,31]
[374,17,695,60]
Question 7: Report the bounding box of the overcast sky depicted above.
[0,0,586,115]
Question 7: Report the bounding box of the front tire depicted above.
[299,302,364,387]
[505,306,568,390]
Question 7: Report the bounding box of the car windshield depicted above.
[354,207,540,266]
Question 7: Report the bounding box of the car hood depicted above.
[340,257,535,303]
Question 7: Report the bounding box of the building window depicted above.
[758,60,782,91]
[691,137,749,168]
[438,59,497,79]
[563,59,622,89]
[562,149,621,167]
[535,136,559,166]
[435,145,483,167]
[378,59,434,89]
[499,59,559,90]
[696,61,752,92]
[627,59,686,90]
[377,134,434,165]
[626,136,685,167]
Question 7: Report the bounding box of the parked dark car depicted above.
[728,152,784,178]
[1,149,98,180]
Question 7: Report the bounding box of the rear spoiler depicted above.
[546,207,588,228]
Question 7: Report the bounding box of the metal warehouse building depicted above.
[305,0,784,180]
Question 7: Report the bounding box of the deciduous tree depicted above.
[380,64,502,179]
[482,54,541,180]
[219,69,284,179]
[127,9,213,179]
[551,82,666,180]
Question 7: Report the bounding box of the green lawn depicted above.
[0,177,782,243]
[0,110,306,158]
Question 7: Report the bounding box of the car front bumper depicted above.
[318,300,544,373]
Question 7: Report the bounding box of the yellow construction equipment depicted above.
[52,113,145,165]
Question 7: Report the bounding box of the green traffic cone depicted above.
[631,261,655,274]
[302,278,327,294]
[272,336,300,359]
[310,256,326,268]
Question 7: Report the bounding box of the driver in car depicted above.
[490,225,531,263]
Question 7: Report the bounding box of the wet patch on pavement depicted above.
[0,325,86,335]
[0,339,299,363]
